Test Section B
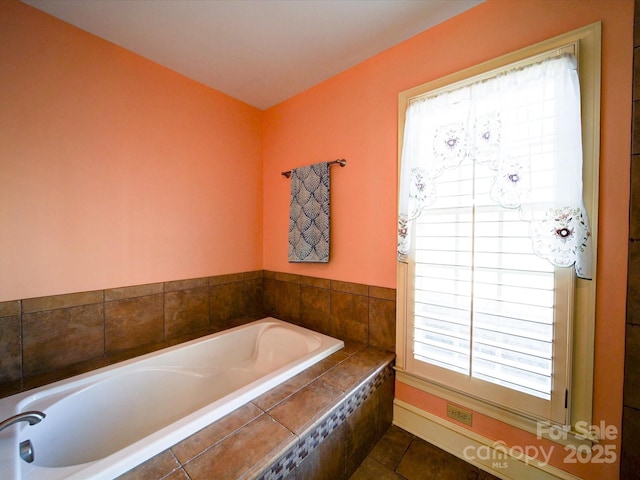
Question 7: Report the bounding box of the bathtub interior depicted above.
[25,367,261,468]
[0,318,343,480]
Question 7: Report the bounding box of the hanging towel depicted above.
[288,162,330,263]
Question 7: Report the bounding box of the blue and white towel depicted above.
[288,162,330,263]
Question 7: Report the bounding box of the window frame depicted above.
[396,22,601,445]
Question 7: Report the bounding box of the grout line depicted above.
[19,300,24,391]
[102,289,106,359]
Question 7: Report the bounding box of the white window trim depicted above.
[396,22,601,447]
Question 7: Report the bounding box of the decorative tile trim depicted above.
[264,271,301,283]
[209,273,246,285]
[330,280,368,296]
[0,301,21,318]
[245,270,265,280]
[104,283,163,302]
[164,277,209,293]
[299,275,331,289]
[255,362,394,480]
[369,285,396,301]
[22,290,103,313]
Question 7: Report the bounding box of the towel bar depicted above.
[281,159,346,178]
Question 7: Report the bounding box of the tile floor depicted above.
[349,424,501,480]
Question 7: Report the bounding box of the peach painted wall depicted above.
[262,0,633,478]
[0,1,263,303]
[0,0,633,476]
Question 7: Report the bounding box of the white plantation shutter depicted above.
[413,163,474,376]
[411,159,563,403]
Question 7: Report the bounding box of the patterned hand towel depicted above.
[288,162,330,263]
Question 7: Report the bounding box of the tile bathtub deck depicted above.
[116,336,501,480]
[116,340,395,480]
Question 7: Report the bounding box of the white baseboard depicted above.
[393,400,583,480]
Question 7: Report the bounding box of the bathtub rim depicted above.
[0,317,344,480]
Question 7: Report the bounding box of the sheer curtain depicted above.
[397,53,592,279]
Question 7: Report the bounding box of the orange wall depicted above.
[262,0,633,478]
[0,1,263,302]
[1,0,633,477]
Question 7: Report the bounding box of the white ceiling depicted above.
[23,0,483,110]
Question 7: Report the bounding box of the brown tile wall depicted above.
[0,270,396,400]
[624,2,640,478]
[0,271,265,398]
[263,271,396,353]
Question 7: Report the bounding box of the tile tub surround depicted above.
[116,343,395,480]
[263,271,396,352]
[0,270,396,399]
[0,271,265,397]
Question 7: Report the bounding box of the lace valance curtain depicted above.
[397,53,592,279]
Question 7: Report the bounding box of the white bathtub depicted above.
[0,318,344,480]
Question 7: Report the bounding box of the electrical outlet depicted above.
[447,404,472,426]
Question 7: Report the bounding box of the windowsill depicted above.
[395,368,595,449]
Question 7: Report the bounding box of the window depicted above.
[396,23,600,436]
